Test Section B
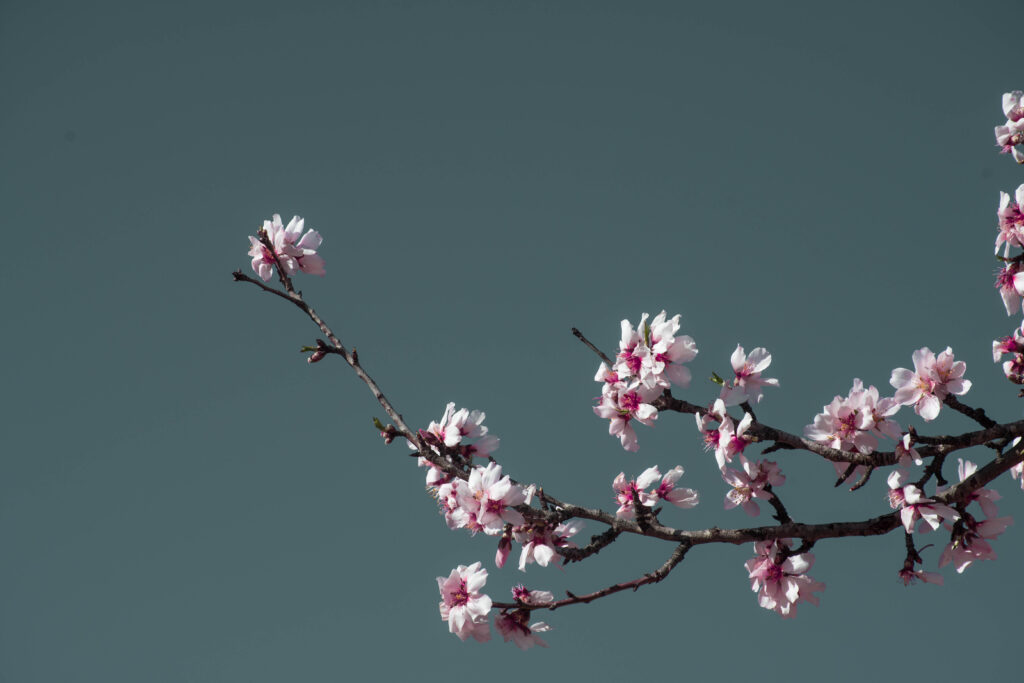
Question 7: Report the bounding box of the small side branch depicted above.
[571,327,614,367]
[497,542,691,612]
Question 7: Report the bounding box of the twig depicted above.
[571,327,615,368]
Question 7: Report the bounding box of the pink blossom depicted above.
[495,530,512,568]
[713,411,754,469]
[612,466,699,519]
[995,93,1024,163]
[719,345,779,406]
[593,383,660,452]
[996,185,1024,256]
[515,520,584,571]
[939,515,1013,573]
[895,433,923,468]
[993,321,1024,361]
[416,402,500,459]
[610,311,698,391]
[437,562,492,642]
[1004,90,1024,122]
[495,610,551,650]
[722,456,784,517]
[512,584,555,606]
[247,214,325,282]
[1010,461,1024,490]
[804,380,903,483]
[645,310,699,389]
[612,466,661,519]
[956,459,1001,519]
[651,465,700,509]
[695,399,729,453]
[462,462,527,533]
[994,262,1024,316]
[890,347,971,421]
[744,539,824,618]
[887,470,959,533]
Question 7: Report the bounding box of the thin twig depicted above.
[571,327,614,367]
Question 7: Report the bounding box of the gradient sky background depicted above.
[3,1,1023,681]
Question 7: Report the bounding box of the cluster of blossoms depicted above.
[938,459,1013,572]
[247,213,325,282]
[744,539,825,618]
[417,402,500,463]
[433,462,527,535]
[611,465,699,520]
[805,379,901,454]
[995,91,1024,164]
[436,566,555,649]
[993,181,1024,402]
[593,311,698,451]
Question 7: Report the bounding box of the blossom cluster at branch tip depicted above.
[594,311,698,451]
[611,465,699,520]
[438,562,492,642]
[247,213,325,282]
[890,347,971,421]
[744,539,824,618]
[995,91,1024,163]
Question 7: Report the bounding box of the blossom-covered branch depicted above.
[231,91,1024,649]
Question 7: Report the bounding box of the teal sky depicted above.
[3,1,1023,680]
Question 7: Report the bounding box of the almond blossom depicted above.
[895,434,923,468]
[645,310,699,389]
[593,383,660,452]
[416,402,500,459]
[722,456,784,517]
[602,311,698,394]
[460,462,527,533]
[612,467,661,519]
[612,466,699,519]
[939,515,1013,573]
[1010,461,1024,491]
[890,347,971,421]
[886,470,959,533]
[955,458,1001,519]
[650,465,700,510]
[713,411,754,469]
[996,184,1024,256]
[515,520,584,572]
[511,584,555,606]
[438,562,492,642]
[994,262,1024,315]
[744,539,825,619]
[804,379,901,456]
[695,400,756,469]
[495,610,551,650]
[247,213,325,281]
[719,345,779,406]
[995,92,1024,163]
